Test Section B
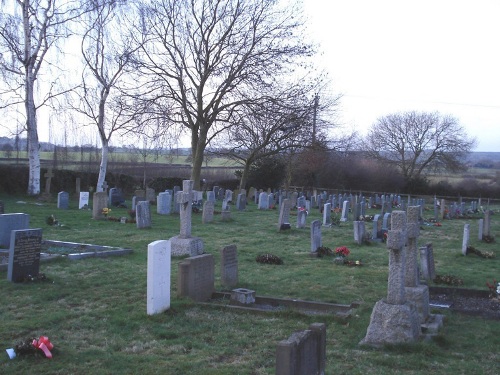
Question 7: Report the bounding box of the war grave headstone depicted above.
[360,211,420,346]
[157,192,172,215]
[275,323,326,375]
[147,240,171,315]
[177,253,214,302]
[169,180,204,256]
[278,199,291,231]
[8,228,42,282]
[310,220,322,254]
[404,206,430,324]
[0,213,30,248]
[136,201,152,229]
[220,244,238,288]
[92,192,108,219]
[57,191,69,210]
[79,192,90,209]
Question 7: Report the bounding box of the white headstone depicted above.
[147,240,171,315]
[79,192,90,209]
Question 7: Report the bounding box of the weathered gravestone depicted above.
[109,188,126,207]
[275,323,326,375]
[206,191,215,202]
[236,193,246,211]
[258,192,269,210]
[57,191,69,210]
[478,218,484,241]
[353,221,366,245]
[419,243,436,282]
[371,214,383,240]
[157,192,172,215]
[296,209,307,229]
[340,200,349,222]
[220,244,238,288]
[461,223,470,255]
[42,168,54,199]
[360,211,420,346]
[177,253,214,302]
[147,240,171,315]
[0,213,30,248]
[136,201,152,229]
[278,199,291,231]
[310,220,322,254]
[202,201,215,224]
[323,203,331,226]
[79,192,90,209]
[8,229,42,282]
[169,180,204,256]
[92,192,108,219]
[146,188,156,203]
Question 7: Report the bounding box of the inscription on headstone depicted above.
[8,229,42,282]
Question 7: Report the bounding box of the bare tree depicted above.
[74,0,140,192]
[0,0,89,195]
[364,111,476,184]
[135,0,315,189]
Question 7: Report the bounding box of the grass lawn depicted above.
[0,193,499,374]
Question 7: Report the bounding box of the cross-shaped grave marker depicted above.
[44,168,54,194]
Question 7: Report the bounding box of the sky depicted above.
[302,0,500,152]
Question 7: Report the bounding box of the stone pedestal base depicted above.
[360,299,420,346]
[169,236,204,257]
[405,285,430,323]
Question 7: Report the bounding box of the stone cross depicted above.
[177,180,195,238]
[405,206,420,287]
[386,211,407,305]
[44,168,54,194]
[102,181,109,193]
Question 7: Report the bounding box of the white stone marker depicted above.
[147,240,171,315]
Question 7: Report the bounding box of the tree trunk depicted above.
[190,126,207,190]
[26,69,40,195]
[239,161,252,191]
[96,140,109,192]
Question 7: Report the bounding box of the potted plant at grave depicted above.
[334,246,350,264]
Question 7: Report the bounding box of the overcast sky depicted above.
[302,0,500,152]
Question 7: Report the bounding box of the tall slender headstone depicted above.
[310,220,322,254]
[147,240,171,315]
[278,199,291,231]
[462,223,470,255]
[340,200,349,221]
[323,203,331,226]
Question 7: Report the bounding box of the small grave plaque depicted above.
[8,229,42,282]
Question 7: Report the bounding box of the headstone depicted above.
[147,240,171,315]
[136,201,152,229]
[157,192,172,215]
[169,180,204,256]
[43,168,54,196]
[57,191,69,210]
[92,192,108,220]
[310,220,322,253]
[372,214,382,240]
[323,203,331,226]
[483,210,491,237]
[278,199,291,231]
[340,200,349,222]
[275,323,326,375]
[220,244,238,288]
[462,223,470,255]
[202,201,215,224]
[206,191,215,202]
[478,219,484,241]
[382,212,391,230]
[177,254,214,302]
[236,193,246,211]
[360,211,420,346]
[8,229,42,282]
[225,189,233,203]
[0,213,30,248]
[109,188,126,207]
[296,209,307,229]
[419,243,435,282]
[258,192,269,210]
[353,221,366,245]
[79,192,90,209]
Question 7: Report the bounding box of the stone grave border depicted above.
[40,240,133,260]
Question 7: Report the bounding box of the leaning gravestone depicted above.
[8,228,42,282]
[169,180,204,256]
[0,213,30,248]
[57,191,69,210]
[147,240,171,315]
[360,211,420,346]
[136,201,152,229]
[177,253,214,302]
[220,244,238,288]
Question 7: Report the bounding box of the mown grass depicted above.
[0,194,499,374]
